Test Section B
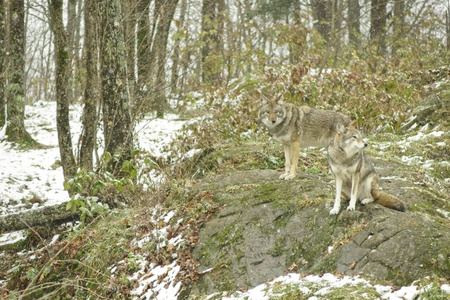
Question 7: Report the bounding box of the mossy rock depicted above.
[184,143,450,297]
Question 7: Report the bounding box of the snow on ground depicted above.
[125,209,185,300]
[372,124,449,171]
[206,273,449,300]
[0,101,191,216]
[0,101,77,215]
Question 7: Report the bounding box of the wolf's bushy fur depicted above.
[259,99,351,180]
[328,122,405,214]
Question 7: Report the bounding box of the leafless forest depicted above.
[1,1,449,179]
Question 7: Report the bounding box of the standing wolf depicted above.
[259,98,351,180]
[328,122,405,214]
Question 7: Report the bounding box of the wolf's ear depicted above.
[336,123,346,134]
[275,95,284,105]
[350,120,358,128]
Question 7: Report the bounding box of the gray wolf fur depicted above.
[259,98,351,180]
[328,122,405,214]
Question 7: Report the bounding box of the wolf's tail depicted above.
[374,191,406,212]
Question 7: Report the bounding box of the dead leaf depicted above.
[288,262,298,271]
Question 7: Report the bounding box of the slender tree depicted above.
[392,0,405,55]
[311,0,332,42]
[0,0,5,128]
[136,0,151,109]
[67,0,77,103]
[79,0,99,171]
[370,0,388,58]
[121,0,137,112]
[99,0,133,173]
[6,0,35,146]
[347,0,361,48]
[151,0,179,118]
[201,0,224,84]
[447,8,450,51]
[171,0,187,94]
[49,0,77,179]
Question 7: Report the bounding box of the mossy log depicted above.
[0,202,79,234]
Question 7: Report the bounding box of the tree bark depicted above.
[0,0,5,128]
[80,0,99,171]
[153,0,179,118]
[201,0,224,85]
[122,0,137,113]
[171,0,187,94]
[370,0,388,58]
[0,203,80,234]
[447,9,450,52]
[311,0,332,42]
[49,0,77,179]
[67,0,77,103]
[135,0,151,113]
[392,0,405,55]
[5,0,35,146]
[99,0,134,174]
[347,0,360,47]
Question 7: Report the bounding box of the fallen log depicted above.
[0,202,80,234]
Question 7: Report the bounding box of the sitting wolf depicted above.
[328,122,405,214]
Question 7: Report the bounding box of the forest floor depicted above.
[0,98,449,299]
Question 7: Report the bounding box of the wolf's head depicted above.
[336,121,367,154]
[258,97,286,128]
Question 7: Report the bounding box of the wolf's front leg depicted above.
[347,172,360,211]
[283,141,300,180]
[279,144,291,179]
[330,176,343,215]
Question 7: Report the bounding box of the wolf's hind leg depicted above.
[361,176,375,205]
[361,198,374,205]
[280,144,292,179]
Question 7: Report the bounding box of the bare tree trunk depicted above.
[99,0,134,174]
[0,0,5,128]
[121,0,137,114]
[135,0,151,114]
[370,0,388,59]
[311,0,332,42]
[67,0,77,103]
[73,0,84,102]
[347,0,361,48]
[44,33,53,101]
[171,0,187,95]
[80,0,99,171]
[392,0,405,56]
[447,8,450,52]
[179,0,191,95]
[6,0,35,146]
[331,0,344,66]
[49,0,77,179]
[288,2,304,65]
[153,0,179,118]
[201,0,225,85]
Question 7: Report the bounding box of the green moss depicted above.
[269,237,287,257]
[321,283,381,299]
[268,283,309,299]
